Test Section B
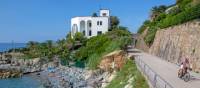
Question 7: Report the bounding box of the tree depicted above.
[74,32,87,46]
[46,40,53,49]
[92,12,98,17]
[66,32,75,44]
[26,41,40,58]
[56,39,70,65]
[27,41,38,49]
[74,32,84,41]
[137,20,151,34]
[151,5,167,14]
[151,5,167,21]
[56,39,66,49]
[38,40,55,60]
[110,16,120,30]
[176,0,182,4]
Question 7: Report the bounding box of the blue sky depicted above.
[0,0,175,43]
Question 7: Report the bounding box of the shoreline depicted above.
[19,66,89,88]
[26,66,112,88]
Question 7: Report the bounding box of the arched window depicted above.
[89,30,92,36]
[87,20,92,36]
[80,21,86,35]
[89,23,92,27]
[72,24,78,36]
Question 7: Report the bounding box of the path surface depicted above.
[127,47,200,88]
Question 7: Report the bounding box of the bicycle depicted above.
[178,68,190,82]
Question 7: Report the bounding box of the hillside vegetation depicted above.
[106,60,149,88]
[138,0,200,46]
[75,27,132,69]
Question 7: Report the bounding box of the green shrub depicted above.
[177,0,192,10]
[154,13,167,22]
[140,2,200,45]
[87,53,101,70]
[74,60,85,68]
[137,20,151,34]
[159,4,200,29]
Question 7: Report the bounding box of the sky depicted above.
[0,0,175,43]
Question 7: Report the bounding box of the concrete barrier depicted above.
[135,55,174,88]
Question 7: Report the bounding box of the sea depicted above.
[0,43,43,88]
[0,75,44,88]
[0,43,26,52]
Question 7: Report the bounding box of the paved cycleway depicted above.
[128,47,200,88]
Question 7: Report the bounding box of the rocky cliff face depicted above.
[135,28,150,52]
[11,58,47,73]
[149,19,200,72]
[99,50,126,72]
[0,68,22,79]
[0,53,60,75]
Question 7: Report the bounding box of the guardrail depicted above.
[135,55,174,88]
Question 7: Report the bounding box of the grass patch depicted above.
[106,59,149,88]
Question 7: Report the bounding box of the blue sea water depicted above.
[0,75,43,88]
[0,43,43,88]
[0,43,26,52]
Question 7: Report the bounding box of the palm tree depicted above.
[45,40,54,59]
[27,41,38,49]
[46,40,53,49]
[56,39,70,65]
[151,5,167,14]
[26,41,39,58]
[39,42,48,57]
[110,16,120,30]
[92,12,98,17]
[56,39,66,53]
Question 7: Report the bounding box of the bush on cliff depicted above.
[158,4,200,28]
[138,0,200,46]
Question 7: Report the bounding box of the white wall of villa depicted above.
[71,9,110,38]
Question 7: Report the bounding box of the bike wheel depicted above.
[183,73,190,82]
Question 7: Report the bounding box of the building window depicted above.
[97,21,102,26]
[100,21,102,25]
[97,31,102,35]
[89,30,92,36]
[103,13,107,16]
[89,23,92,27]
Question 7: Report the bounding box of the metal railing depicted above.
[135,55,174,88]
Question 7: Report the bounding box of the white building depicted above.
[71,9,110,38]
